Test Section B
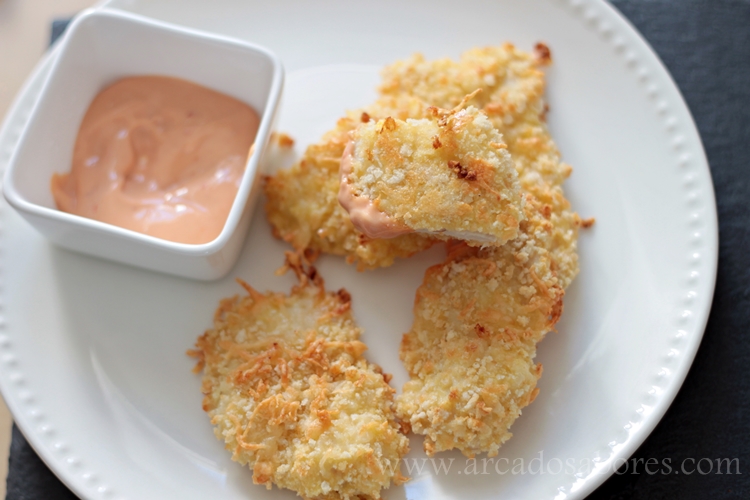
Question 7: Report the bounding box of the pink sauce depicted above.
[338,141,412,239]
[51,76,259,244]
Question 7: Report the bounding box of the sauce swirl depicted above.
[51,76,259,244]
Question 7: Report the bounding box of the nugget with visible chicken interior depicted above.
[190,253,409,499]
[396,195,563,458]
[379,43,581,286]
[266,43,580,279]
[391,44,580,457]
[265,96,436,271]
[339,99,525,246]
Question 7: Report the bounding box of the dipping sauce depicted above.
[338,141,411,239]
[51,76,259,244]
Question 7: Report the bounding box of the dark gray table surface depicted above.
[6,0,749,498]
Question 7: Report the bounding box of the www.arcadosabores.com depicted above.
[389,453,742,476]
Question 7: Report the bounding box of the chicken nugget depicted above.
[190,253,409,499]
[391,44,579,457]
[266,44,580,276]
[264,97,436,271]
[379,42,580,286]
[396,196,563,458]
[339,101,525,246]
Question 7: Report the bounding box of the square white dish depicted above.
[2,8,283,280]
[0,1,718,499]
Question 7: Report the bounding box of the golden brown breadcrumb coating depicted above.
[263,43,581,458]
[397,195,564,458]
[190,254,409,499]
[389,44,580,456]
[265,98,436,271]
[265,43,578,279]
[379,42,580,285]
[342,102,525,246]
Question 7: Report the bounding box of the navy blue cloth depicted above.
[49,18,73,47]
[6,2,749,498]
[589,1,750,497]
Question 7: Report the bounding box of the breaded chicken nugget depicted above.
[267,43,579,279]
[528,182,580,289]
[265,97,436,271]
[190,254,409,499]
[339,101,525,246]
[393,44,581,457]
[396,195,563,458]
[379,42,580,286]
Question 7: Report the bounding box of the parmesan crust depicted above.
[397,196,563,457]
[264,43,578,282]
[264,97,437,271]
[263,42,581,458]
[387,44,580,456]
[378,42,580,286]
[343,103,525,246]
[190,254,409,499]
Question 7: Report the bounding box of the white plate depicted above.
[0,0,718,499]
